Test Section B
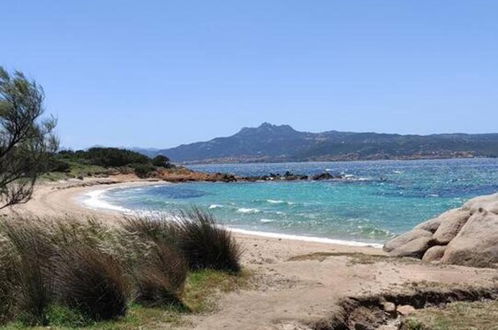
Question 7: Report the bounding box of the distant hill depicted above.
[137,123,498,164]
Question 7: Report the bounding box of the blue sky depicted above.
[2,1,498,149]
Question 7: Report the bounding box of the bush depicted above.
[152,155,171,167]
[47,157,71,172]
[0,217,133,325]
[132,163,156,178]
[85,148,151,167]
[0,219,54,325]
[133,242,187,306]
[123,209,242,273]
[0,213,241,326]
[174,208,242,273]
[52,244,130,320]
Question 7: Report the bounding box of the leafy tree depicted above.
[0,67,58,209]
[151,155,170,167]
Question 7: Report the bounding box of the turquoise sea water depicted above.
[97,158,498,244]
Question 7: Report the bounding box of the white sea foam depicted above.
[266,199,285,204]
[227,227,383,248]
[80,186,383,249]
[237,208,260,214]
[82,188,130,213]
[260,218,275,223]
[209,204,224,209]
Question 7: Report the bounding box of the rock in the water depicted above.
[432,209,470,244]
[441,210,498,267]
[389,236,432,258]
[383,229,432,253]
[422,245,447,263]
[312,172,335,180]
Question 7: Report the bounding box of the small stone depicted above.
[381,301,396,313]
[397,305,416,316]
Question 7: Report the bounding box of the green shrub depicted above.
[45,304,90,327]
[47,157,71,172]
[83,147,151,167]
[132,163,156,178]
[152,155,171,167]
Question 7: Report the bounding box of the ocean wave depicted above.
[266,199,285,204]
[260,218,275,223]
[237,207,261,214]
[82,189,130,213]
[209,204,224,209]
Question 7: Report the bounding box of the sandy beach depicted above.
[6,177,498,329]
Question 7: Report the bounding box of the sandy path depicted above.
[5,178,498,329]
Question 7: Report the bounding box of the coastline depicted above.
[5,176,498,329]
[81,183,384,249]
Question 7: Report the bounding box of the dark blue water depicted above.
[100,158,498,244]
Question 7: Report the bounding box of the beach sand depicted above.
[5,177,498,329]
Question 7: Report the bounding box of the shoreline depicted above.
[6,176,498,329]
[80,182,383,249]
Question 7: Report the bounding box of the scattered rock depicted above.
[381,301,396,314]
[397,305,416,316]
[312,172,335,180]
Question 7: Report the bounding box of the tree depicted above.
[0,67,58,209]
[151,155,171,167]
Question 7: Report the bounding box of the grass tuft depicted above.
[174,208,242,273]
[52,244,130,321]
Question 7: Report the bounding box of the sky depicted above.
[2,1,498,149]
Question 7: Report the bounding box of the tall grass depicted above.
[133,242,187,306]
[123,208,242,273]
[0,219,54,325]
[0,217,133,325]
[0,208,241,326]
[52,244,129,320]
[174,208,242,272]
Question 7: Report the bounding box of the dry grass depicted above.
[402,300,498,330]
[52,244,130,320]
[133,242,187,307]
[123,208,242,273]
[173,208,242,272]
[0,210,244,327]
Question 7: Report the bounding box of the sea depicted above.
[83,158,498,246]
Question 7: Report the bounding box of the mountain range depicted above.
[135,123,498,164]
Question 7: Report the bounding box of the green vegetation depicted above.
[44,148,175,181]
[0,210,243,329]
[0,67,58,209]
[402,300,498,330]
[122,208,242,273]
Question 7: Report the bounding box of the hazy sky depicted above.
[2,1,498,149]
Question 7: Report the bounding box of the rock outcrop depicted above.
[384,193,498,268]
